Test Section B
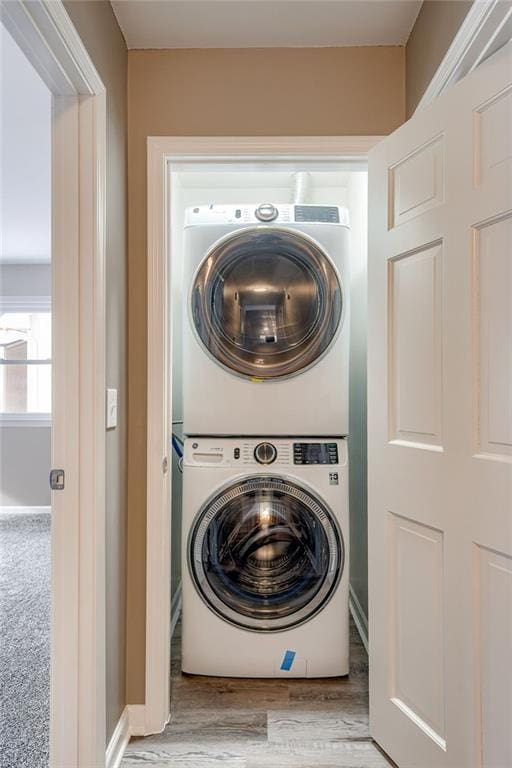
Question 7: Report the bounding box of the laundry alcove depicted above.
[167,161,370,668]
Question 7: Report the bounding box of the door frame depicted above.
[1,2,107,765]
[145,135,379,734]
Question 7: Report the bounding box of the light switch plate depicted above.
[106,388,118,429]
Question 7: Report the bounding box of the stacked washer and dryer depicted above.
[181,202,351,677]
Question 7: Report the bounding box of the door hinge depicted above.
[162,456,169,474]
[50,469,65,491]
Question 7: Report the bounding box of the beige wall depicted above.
[63,1,128,744]
[406,0,472,116]
[126,45,405,702]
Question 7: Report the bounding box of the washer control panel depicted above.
[185,438,347,468]
[184,204,349,228]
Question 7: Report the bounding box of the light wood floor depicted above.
[122,618,394,767]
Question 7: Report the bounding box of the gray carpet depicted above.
[0,511,51,768]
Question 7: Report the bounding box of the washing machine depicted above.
[181,436,349,678]
[182,203,350,436]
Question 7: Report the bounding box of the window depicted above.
[0,310,51,417]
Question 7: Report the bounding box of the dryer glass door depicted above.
[189,476,343,631]
[191,228,343,379]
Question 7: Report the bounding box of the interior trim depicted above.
[0,295,52,312]
[146,135,378,736]
[349,584,369,654]
[127,704,148,738]
[0,3,108,766]
[106,707,131,768]
[170,582,182,639]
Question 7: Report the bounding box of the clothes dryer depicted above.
[182,203,350,436]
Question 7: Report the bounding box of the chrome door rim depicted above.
[188,475,344,633]
[189,226,345,381]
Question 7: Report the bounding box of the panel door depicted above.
[368,43,512,768]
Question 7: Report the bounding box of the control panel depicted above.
[184,204,349,228]
[293,442,338,465]
[294,205,340,223]
[185,438,347,468]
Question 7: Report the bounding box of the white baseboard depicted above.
[106,707,130,768]
[349,584,369,654]
[170,581,182,639]
[127,704,147,737]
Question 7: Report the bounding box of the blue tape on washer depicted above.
[280,650,296,672]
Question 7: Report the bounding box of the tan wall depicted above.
[63,1,128,744]
[406,0,472,116]
[126,45,405,702]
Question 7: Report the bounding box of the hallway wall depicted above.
[63,0,128,745]
[126,45,405,702]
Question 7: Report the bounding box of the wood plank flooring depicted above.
[121,619,394,767]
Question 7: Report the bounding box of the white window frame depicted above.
[0,295,52,425]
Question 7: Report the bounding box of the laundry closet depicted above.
[168,164,369,674]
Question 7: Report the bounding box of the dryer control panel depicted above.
[184,437,347,468]
[184,203,350,228]
[293,442,338,465]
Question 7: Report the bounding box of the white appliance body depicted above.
[182,437,349,678]
[182,204,350,436]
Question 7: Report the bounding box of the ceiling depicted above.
[0,23,51,265]
[111,0,423,50]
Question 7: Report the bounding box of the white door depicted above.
[368,42,512,768]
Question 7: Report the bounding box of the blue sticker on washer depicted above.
[280,650,296,671]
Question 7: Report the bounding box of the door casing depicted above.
[1,2,107,765]
[145,137,377,735]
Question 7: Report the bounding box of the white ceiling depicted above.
[0,23,51,265]
[111,0,423,50]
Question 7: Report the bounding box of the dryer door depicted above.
[191,228,343,380]
[189,476,343,631]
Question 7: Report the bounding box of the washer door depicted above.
[191,228,343,380]
[189,476,343,632]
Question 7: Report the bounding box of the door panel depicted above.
[475,214,512,458]
[389,242,443,448]
[389,135,445,228]
[389,514,446,749]
[474,85,512,187]
[368,43,512,768]
[476,547,512,767]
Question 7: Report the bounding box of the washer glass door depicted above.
[189,477,343,631]
[191,228,343,379]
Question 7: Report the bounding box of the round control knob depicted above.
[254,442,277,465]
[255,203,278,222]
